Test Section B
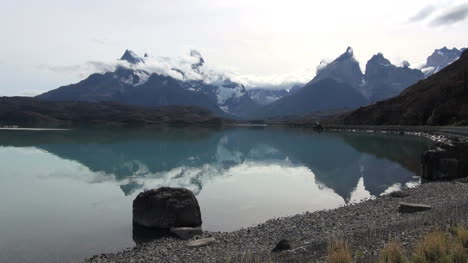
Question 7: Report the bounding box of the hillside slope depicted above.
[0,97,228,128]
[256,79,367,118]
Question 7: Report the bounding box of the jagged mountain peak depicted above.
[421,46,466,77]
[341,44,468,126]
[120,49,145,64]
[335,46,356,62]
[438,46,460,53]
[363,52,424,103]
[367,53,391,67]
[312,46,363,90]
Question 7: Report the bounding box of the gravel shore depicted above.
[87,180,468,263]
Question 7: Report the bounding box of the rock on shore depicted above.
[132,187,202,229]
[88,181,468,263]
[422,142,468,180]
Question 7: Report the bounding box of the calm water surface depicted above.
[0,127,432,262]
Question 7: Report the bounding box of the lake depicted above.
[0,127,433,262]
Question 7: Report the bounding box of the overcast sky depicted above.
[1,0,467,96]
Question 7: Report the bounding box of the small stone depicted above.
[187,237,216,248]
[398,202,431,213]
[170,227,203,240]
[271,239,291,253]
[389,191,409,198]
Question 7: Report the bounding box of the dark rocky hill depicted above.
[0,97,229,128]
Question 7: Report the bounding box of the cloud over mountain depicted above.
[38,50,308,90]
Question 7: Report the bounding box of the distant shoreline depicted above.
[0,127,70,131]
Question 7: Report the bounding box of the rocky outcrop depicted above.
[422,143,468,181]
[132,187,202,229]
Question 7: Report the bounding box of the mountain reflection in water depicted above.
[0,127,432,263]
[0,127,431,202]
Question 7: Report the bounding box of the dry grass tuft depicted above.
[411,229,468,263]
[327,239,353,263]
[454,226,468,249]
[413,231,451,263]
[451,242,467,263]
[378,241,407,263]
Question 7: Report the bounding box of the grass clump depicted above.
[413,231,451,262]
[412,229,468,263]
[378,241,407,263]
[327,239,352,263]
[453,226,468,249]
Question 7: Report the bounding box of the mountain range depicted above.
[0,128,428,202]
[253,47,424,118]
[338,49,468,126]
[36,46,465,120]
[247,88,290,105]
[38,50,258,118]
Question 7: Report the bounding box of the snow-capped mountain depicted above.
[247,88,289,105]
[255,47,425,118]
[120,49,145,64]
[420,47,466,77]
[38,49,259,118]
[37,46,459,120]
[255,47,368,118]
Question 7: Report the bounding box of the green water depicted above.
[0,127,432,262]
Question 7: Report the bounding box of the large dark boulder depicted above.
[422,142,468,181]
[133,187,202,228]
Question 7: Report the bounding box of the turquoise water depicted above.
[0,127,432,262]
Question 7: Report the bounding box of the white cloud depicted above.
[408,1,468,26]
[38,50,311,89]
[431,2,468,26]
[3,0,466,96]
[409,5,437,22]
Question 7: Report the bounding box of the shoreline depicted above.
[87,129,468,262]
[88,181,468,263]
